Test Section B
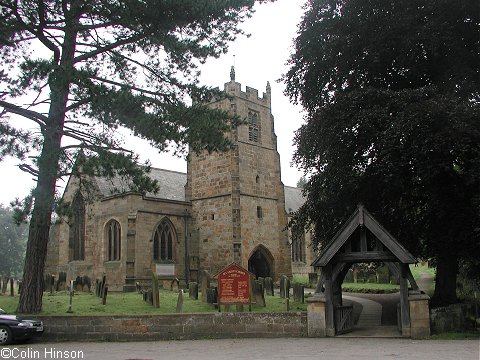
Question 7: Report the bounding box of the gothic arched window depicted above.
[106,220,121,261]
[69,192,85,261]
[292,232,305,263]
[153,219,175,261]
[248,111,260,142]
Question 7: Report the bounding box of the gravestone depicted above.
[176,290,184,313]
[200,270,211,302]
[280,275,290,299]
[102,286,108,305]
[171,278,180,292]
[308,272,318,288]
[252,280,266,307]
[264,277,274,296]
[189,282,198,300]
[293,283,305,303]
[206,287,218,305]
[151,272,160,308]
[257,277,265,288]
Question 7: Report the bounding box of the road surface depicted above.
[1,338,478,360]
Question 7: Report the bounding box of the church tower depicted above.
[186,68,292,280]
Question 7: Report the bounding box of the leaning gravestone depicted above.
[200,270,211,303]
[264,277,274,296]
[293,283,304,303]
[189,282,198,300]
[176,290,184,313]
[252,280,266,307]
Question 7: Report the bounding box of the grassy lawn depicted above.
[409,263,436,280]
[0,290,307,316]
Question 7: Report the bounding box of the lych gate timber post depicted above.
[307,204,431,338]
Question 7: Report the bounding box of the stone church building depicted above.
[45,71,315,291]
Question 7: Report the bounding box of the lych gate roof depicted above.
[94,167,304,212]
[312,204,416,267]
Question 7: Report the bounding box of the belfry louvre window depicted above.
[248,111,260,142]
[69,192,85,261]
[106,220,121,261]
[154,219,175,261]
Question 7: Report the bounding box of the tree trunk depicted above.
[431,252,458,307]
[16,11,80,312]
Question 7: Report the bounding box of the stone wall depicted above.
[37,312,307,342]
[430,303,477,333]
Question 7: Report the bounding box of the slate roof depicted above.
[94,167,305,211]
[94,168,187,202]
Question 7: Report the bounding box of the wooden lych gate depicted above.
[309,204,428,337]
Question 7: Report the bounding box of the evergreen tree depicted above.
[284,0,479,306]
[0,0,274,313]
[0,205,28,278]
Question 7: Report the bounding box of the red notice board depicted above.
[216,263,251,305]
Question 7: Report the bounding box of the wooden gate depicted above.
[334,305,353,334]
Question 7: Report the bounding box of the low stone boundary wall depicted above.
[37,312,307,342]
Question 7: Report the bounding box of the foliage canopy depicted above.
[284,0,479,305]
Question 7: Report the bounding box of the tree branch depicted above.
[72,33,146,64]
[0,100,47,127]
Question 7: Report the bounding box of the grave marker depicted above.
[293,283,305,303]
[189,282,198,300]
[200,270,211,302]
[176,290,184,313]
[264,277,274,296]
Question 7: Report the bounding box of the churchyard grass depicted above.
[409,263,436,280]
[0,290,307,315]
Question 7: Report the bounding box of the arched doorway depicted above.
[248,245,273,279]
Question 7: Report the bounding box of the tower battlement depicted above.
[223,66,271,108]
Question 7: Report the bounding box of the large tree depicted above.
[284,0,479,306]
[0,0,273,313]
[0,205,28,279]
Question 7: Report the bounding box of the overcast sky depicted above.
[0,0,306,207]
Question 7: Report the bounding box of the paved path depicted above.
[343,295,382,327]
[3,338,478,360]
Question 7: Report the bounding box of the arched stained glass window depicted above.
[153,219,175,261]
[69,192,85,261]
[106,220,121,261]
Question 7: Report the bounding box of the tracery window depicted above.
[106,220,121,261]
[69,192,85,261]
[153,219,176,261]
[248,111,260,142]
[292,232,305,263]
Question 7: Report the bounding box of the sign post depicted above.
[216,263,252,312]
